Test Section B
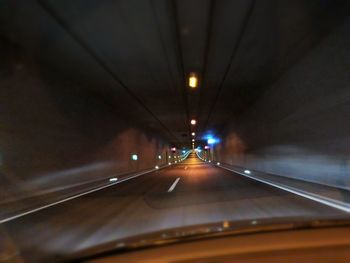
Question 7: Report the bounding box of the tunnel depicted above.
[1,1,350,262]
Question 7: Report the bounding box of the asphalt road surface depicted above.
[2,153,346,262]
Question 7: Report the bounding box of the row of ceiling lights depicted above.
[189,72,199,148]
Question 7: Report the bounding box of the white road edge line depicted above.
[0,167,164,224]
[168,177,180,192]
[219,166,350,214]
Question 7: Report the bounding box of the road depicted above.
[2,153,346,262]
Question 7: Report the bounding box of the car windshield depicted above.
[1,0,350,262]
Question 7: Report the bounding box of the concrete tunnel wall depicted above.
[215,14,350,190]
[0,57,170,203]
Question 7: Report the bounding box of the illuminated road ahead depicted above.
[3,153,346,262]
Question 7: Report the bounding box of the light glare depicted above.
[244,169,251,174]
[189,73,198,88]
[109,178,118,182]
[131,154,138,161]
[207,138,216,144]
[190,119,197,125]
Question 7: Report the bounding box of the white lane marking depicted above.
[168,178,180,192]
[219,166,350,213]
[0,167,165,224]
[0,175,125,205]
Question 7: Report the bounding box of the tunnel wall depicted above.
[215,15,350,189]
[0,57,169,203]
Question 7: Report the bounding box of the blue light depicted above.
[182,150,186,154]
[202,132,220,145]
[207,138,216,144]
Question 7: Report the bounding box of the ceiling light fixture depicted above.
[189,72,198,88]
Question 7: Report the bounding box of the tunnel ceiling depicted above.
[1,0,348,147]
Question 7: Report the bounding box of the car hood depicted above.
[69,216,350,262]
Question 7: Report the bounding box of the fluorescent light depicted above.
[189,73,198,88]
[244,169,251,174]
[109,178,118,182]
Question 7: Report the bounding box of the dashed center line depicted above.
[168,177,180,192]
